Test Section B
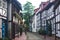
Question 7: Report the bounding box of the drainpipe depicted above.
[54,7,56,40]
[53,3,56,40]
[40,13,42,29]
[7,0,12,40]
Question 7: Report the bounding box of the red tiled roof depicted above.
[34,1,49,14]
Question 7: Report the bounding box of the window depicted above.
[0,9,2,15]
[3,3,5,8]
[56,24,58,33]
[58,15,60,22]
[0,1,1,6]
[59,14,60,21]
[56,16,58,22]
[52,24,55,31]
[59,23,60,31]
[3,10,5,15]
[0,0,2,7]
[2,0,7,9]
[52,23,54,31]
[55,9,57,15]
[58,24,60,30]
[53,18,55,23]
[57,7,59,14]
[56,15,60,22]
[59,5,60,12]
[2,10,7,16]
[56,7,59,15]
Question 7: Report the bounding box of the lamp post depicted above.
[7,0,12,40]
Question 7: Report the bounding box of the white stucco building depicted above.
[32,14,37,32]
[36,13,40,32]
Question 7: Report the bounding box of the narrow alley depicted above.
[0,0,60,40]
[13,32,44,40]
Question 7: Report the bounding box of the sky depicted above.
[18,0,48,9]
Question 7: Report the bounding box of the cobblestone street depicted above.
[12,32,27,40]
[12,32,60,40]
[27,32,43,40]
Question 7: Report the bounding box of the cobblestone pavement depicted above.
[40,35,60,40]
[27,32,44,40]
[19,32,27,40]
[12,32,27,40]
[12,32,60,40]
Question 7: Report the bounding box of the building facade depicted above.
[29,0,60,38]
[45,2,55,35]
[0,0,22,38]
[0,0,7,38]
[36,12,40,32]
[30,1,49,32]
[36,1,49,32]
[32,14,37,32]
[11,0,22,39]
[54,0,60,37]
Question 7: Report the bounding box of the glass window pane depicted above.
[0,9,2,15]
[59,23,60,29]
[3,3,5,8]
[59,14,60,21]
[0,1,2,7]
[0,1,1,6]
[2,10,7,16]
[59,5,60,12]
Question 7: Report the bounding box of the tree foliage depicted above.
[23,1,34,28]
